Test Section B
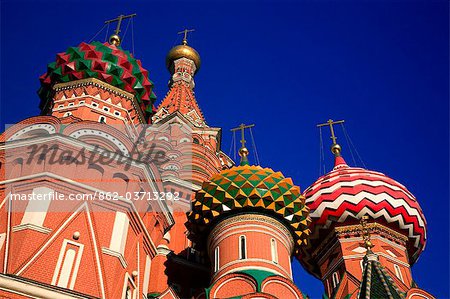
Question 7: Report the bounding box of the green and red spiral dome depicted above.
[38,41,157,117]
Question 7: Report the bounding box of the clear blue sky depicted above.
[1,0,448,298]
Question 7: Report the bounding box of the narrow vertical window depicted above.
[214,246,220,272]
[271,238,278,263]
[99,116,106,123]
[332,272,340,289]
[239,235,246,259]
[394,264,404,282]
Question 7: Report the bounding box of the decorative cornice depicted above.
[312,223,408,259]
[53,78,146,123]
[54,78,134,99]
[0,274,97,299]
[334,223,408,242]
[101,247,128,268]
[12,224,52,234]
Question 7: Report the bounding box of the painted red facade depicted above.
[0,31,434,299]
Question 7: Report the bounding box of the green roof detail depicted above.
[239,269,276,291]
[358,251,405,299]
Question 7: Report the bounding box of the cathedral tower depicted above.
[188,136,311,299]
[299,120,434,299]
[0,17,173,299]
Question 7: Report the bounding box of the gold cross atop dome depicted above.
[105,13,137,46]
[178,29,195,45]
[317,119,345,156]
[231,123,255,165]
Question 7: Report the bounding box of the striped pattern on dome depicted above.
[303,165,427,263]
[38,41,156,115]
[188,165,311,250]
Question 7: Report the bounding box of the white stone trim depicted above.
[214,258,291,279]
[20,186,53,227]
[261,279,301,299]
[109,211,129,255]
[213,277,257,298]
[51,239,84,289]
[1,171,163,253]
[102,247,128,268]
[15,203,106,299]
[0,274,89,298]
[213,264,284,282]
[12,223,51,234]
[142,255,151,296]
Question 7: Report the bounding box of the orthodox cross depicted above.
[317,119,345,145]
[360,215,374,250]
[178,29,195,45]
[231,123,255,150]
[105,13,137,36]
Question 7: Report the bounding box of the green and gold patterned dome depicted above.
[188,164,311,252]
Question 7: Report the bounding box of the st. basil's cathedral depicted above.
[0,17,435,299]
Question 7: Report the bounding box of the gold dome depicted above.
[166,44,201,72]
[109,34,121,46]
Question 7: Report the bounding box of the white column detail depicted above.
[110,211,129,255]
[21,187,53,227]
[52,239,84,289]
[142,255,151,295]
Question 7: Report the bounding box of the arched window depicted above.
[99,116,106,123]
[239,235,247,259]
[394,264,404,282]
[214,246,220,272]
[271,238,278,263]
[332,271,340,289]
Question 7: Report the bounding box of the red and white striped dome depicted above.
[303,155,427,267]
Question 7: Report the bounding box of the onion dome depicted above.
[301,154,427,275]
[166,40,201,73]
[188,163,311,253]
[38,41,156,116]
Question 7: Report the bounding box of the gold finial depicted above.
[231,123,255,165]
[104,13,137,46]
[360,215,374,250]
[317,119,345,156]
[177,29,195,45]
